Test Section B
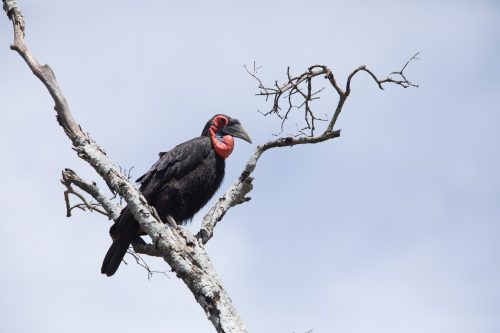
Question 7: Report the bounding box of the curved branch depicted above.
[61,168,121,219]
[3,2,82,141]
[205,55,419,242]
[249,54,419,135]
[345,53,420,94]
[198,129,341,243]
[61,169,174,278]
[3,3,247,332]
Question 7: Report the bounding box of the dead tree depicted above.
[2,1,417,332]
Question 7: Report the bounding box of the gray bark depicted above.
[2,3,246,332]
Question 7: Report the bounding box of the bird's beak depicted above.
[222,121,252,143]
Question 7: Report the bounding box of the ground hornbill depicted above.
[101,114,252,276]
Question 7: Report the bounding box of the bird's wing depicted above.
[136,136,212,199]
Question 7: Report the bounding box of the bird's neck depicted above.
[209,126,234,159]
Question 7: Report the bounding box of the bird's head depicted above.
[202,114,252,159]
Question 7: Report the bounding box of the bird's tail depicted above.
[101,238,130,277]
[101,207,138,276]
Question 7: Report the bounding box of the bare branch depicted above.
[61,169,161,276]
[3,3,247,332]
[244,62,269,96]
[126,249,170,280]
[3,1,83,141]
[248,64,333,136]
[198,176,253,244]
[198,129,341,244]
[346,53,420,94]
[204,55,418,242]
[61,168,121,219]
[248,54,418,136]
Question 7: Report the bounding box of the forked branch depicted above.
[3,2,247,332]
[246,53,419,136]
[197,55,417,242]
[61,168,121,219]
[61,168,168,277]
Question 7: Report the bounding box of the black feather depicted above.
[101,117,234,277]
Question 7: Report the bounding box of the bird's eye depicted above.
[212,116,228,128]
[217,117,228,126]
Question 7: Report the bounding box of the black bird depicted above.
[101,114,252,276]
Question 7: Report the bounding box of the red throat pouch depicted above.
[210,127,234,159]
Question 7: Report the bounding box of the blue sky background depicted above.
[0,1,499,332]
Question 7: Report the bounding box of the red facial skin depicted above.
[209,115,234,159]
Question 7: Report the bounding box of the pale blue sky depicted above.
[0,1,499,332]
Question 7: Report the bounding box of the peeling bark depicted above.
[2,2,246,332]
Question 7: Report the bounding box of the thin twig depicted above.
[126,249,170,280]
[61,168,121,219]
[247,54,419,136]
